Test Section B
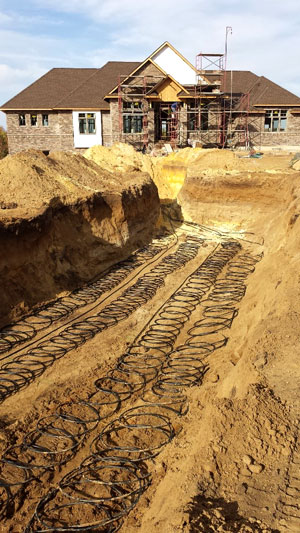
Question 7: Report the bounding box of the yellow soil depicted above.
[85,143,294,201]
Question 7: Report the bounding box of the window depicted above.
[19,114,26,126]
[264,109,287,132]
[31,114,37,126]
[123,115,143,133]
[78,113,96,134]
[123,101,143,112]
[42,114,49,126]
[187,103,209,131]
[122,100,143,133]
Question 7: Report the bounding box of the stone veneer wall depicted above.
[188,110,300,149]
[6,111,74,154]
[230,113,263,148]
[7,107,300,154]
[101,110,112,147]
[257,111,300,148]
[188,103,222,145]
[110,101,120,145]
[178,105,188,146]
[232,112,300,149]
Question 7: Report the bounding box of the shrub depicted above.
[0,127,8,159]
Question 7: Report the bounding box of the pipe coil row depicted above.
[0,236,202,404]
[0,236,263,532]
[0,234,175,357]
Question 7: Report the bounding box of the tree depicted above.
[0,127,8,159]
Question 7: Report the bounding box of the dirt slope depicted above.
[126,150,300,533]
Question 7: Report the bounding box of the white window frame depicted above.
[78,112,96,135]
[72,111,102,148]
[42,114,49,127]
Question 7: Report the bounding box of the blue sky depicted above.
[1,0,299,128]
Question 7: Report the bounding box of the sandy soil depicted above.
[0,145,300,532]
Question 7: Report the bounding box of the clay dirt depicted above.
[0,144,299,533]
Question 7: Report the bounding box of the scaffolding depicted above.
[187,52,226,146]
[116,33,252,151]
[117,74,163,149]
[188,27,251,150]
[185,52,252,150]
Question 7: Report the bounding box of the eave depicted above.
[1,107,108,112]
[0,107,53,111]
[253,104,300,107]
[54,107,108,111]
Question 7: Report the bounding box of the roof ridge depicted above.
[50,67,98,70]
[105,60,140,64]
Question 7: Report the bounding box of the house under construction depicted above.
[2,42,300,154]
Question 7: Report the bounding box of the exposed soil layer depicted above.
[0,149,160,327]
[0,145,300,533]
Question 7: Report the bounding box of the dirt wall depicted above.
[0,150,160,327]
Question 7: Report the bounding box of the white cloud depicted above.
[0,0,299,132]
[30,0,300,96]
[0,29,78,65]
[0,63,45,88]
[0,11,12,24]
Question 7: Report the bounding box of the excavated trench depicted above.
[0,145,300,533]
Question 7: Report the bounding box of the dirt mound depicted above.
[85,142,175,200]
[0,149,160,326]
[84,144,293,203]
[0,149,128,216]
[84,142,147,173]
[177,155,298,230]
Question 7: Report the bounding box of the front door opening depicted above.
[154,103,180,142]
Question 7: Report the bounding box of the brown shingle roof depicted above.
[1,62,140,110]
[222,71,259,94]
[55,62,141,109]
[247,75,300,106]
[222,71,300,106]
[1,69,97,110]
[2,64,300,111]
